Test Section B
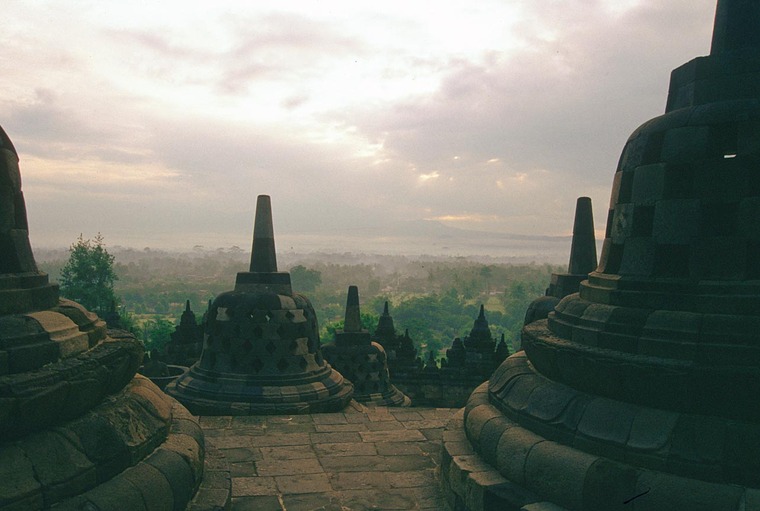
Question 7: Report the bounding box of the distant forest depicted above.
[37,246,563,359]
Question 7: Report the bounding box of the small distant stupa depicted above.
[322,286,410,407]
[165,299,203,366]
[167,195,353,414]
[373,301,420,372]
[523,196,598,328]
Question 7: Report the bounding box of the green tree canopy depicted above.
[290,265,322,292]
[142,316,175,351]
[59,234,118,314]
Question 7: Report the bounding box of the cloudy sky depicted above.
[2,0,717,255]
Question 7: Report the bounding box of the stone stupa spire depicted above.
[711,0,760,55]
[566,196,597,275]
[343,285,362,333]
[248,194,277,273]
[235,195,292,295]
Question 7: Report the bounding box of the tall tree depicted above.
[59,234,118,314]
[290,265,322,292]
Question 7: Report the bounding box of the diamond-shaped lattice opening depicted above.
[242,340,253,353]
[276,325,287,338]
[288,340,298,353]
[299,357,308,370]
[285,310,295,320]
[277,358,289,372]
[251,358,263,373]
[265,311,274,322]
[265,341,277,354]
[298,323,308,336]
[253,326,263,339]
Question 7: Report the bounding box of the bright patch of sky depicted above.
[1,0,716,257]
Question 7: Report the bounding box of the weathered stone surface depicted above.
[0,444,43,511]
[200,405,456,511]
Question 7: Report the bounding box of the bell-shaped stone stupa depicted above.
[167,195,353,414]
[322,286,410,407]
[441,2,760,510]
[0,126,207,511]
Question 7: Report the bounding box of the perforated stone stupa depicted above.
[322,285,410,407]
[373,301,420,373]
[441,1,760,510]
[165,300,203,367]
[166,195,353,414]
[0,126,208,511]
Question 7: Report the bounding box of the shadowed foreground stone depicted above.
[167,195,353,414]
[442,2,760,510]
[323,285,410,406]
[0,126,208,511]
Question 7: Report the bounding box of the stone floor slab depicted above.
[233,476,278,497]
[313,442,377,457]
[200,406,458,511]
[259,445,316,461]
[255,458,324,477]
[275,473,332,495]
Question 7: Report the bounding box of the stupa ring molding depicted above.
[484,352,759,487]
[2,374,204,511]
[441,382,754,511]
[523,319,760,422]
[0,335,144,440]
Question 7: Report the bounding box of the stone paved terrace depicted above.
[199,404,458,511]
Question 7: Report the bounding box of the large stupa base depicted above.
[440,353,758,511]
[1,369,207,511]
[166,363,353,415]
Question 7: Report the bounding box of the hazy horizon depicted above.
[31,220,589,264]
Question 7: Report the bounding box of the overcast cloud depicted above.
[1,0,716,256]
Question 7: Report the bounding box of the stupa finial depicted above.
[235,195,291,294]
[343,285,362,332]
[249,195,277,273]
[567,196,597,275]
[711,0,760,55]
